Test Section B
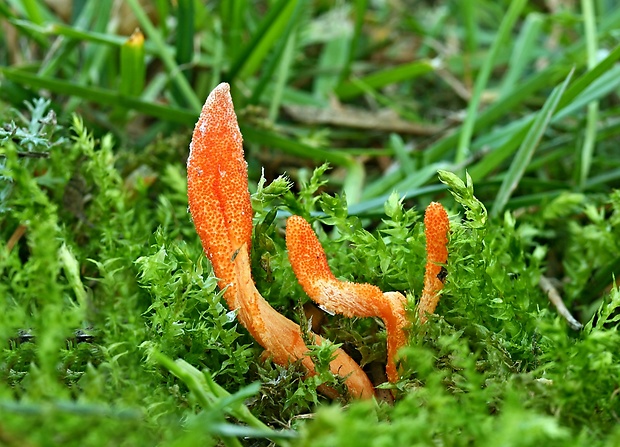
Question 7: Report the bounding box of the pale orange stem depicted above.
[187,83,374,399]
[286,215,408,383]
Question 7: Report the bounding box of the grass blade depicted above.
[0,67,196,124]
[499,12,544,98]
[21,0,48,25]
[578,0,599,187]
[249,1,304,105]
[120,29,146,97]
[455,0,527,165]
[335,60,435,100]
[490,70,574,217]
[268,29,299,122]
[149,351,294,446]
[424,64,570,165]
[175,0,194,72]
[171,0,194,107]
[240,125,364,203]
[227,0,299,82]
[125,0,201,111]
[340,0,368,82]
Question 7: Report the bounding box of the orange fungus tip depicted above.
[286,215,336,294]
[187,82,253,295]
[286,215,408,383]
[419,202,450,322]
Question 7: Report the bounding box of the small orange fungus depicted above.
[187,83,374,399]
[418,202,450,323]
[286,215,408,383]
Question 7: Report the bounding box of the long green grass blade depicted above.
[491,70,574,217]
[268,28,298,121]
[240,125,354,168]
[21,0,47,25]
[175,0,194,71]
[558,43,620,109]
[467,117,532,180]
[8,18,157,50]
[149,352,293,446]
[455,0,527,165]
[314,27,351,100]
[459,0,478,55]
[578,0,599,187]
[249,1,304,105]
[219,0,245,61]
[364,64,568,199]
[499,12,544,98]
[240,125,365,203]
[424,64,570,164]
[554,63,620,121]
[0,67,196,124]
[455,44,620,183]
[312,5,353,101]
[227,0,299,82]
[34,1,109,79]
[171,0,194,106]
[340,0,368,82]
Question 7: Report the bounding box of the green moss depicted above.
[2,106,620,444]
[2,1,620,442]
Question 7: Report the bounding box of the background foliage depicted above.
[1,0,619,445]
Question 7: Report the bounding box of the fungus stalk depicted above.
[187,83,374,399]
[418,202,450,323]
[286,215,408,383]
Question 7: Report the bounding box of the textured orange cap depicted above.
[187,83,253,307]
[419,202,449,322]
[286,215,408,383]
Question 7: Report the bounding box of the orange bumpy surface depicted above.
[187,83,374,399]
[187,83,253,310]
[418,201,450,322]
[286,215,408,383]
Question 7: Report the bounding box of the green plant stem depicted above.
[491,70,574,217]
[579,0,599,188]
[455,0,527,165]
[150,351,293,446]
[124,0,201,111]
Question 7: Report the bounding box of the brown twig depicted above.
[6,224,27,254]
[539,276,583,330]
